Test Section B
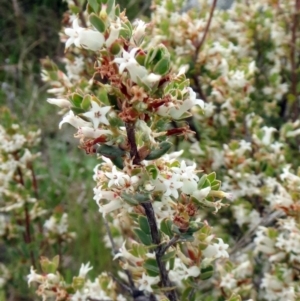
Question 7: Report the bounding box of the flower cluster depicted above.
[27,0,300,300]
[149,0,300,299]
[28,0,232,300]
[0,107,75,294]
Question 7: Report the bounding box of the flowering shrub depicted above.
[148,0,300,300]
[27,0,234,300]
[21,0,300,300]
[0,107,76,297]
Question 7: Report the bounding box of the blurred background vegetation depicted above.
[0,0,150,299]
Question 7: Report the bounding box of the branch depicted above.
[103,217,118,255]
[28,162,39,199]
[16,164,36,268]
[194,0,218,55]
[192,0,218,101]
[141,202,177,301]
[124,121,175,299]
[159,235,180,256]
[125,122,141,165]
[104,217,157,300]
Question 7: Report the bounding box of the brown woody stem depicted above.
[141,202,177,301]
[125,122,141,165]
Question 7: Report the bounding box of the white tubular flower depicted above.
[78,262,93,278]
[98,199,123,217]
[220,273,237,290]
[114,48,148,83]
[157,88,204,119]
[82,101,111,128]
[47,98,71,109]
[106,18,122,48]
[27,266,43,286]
[202,238,229,259]
[169,258,200,284]
[141,73,161,87]
[132,20,147,44]
[152,173,183,199]
[105,166,131,187]
[261,126,277,145]
[113,241,142,264]
[138,272,160,293]
[192,186,211,201]
[254,227,276,255]
[65,19,105,51]
[59,111,92,129]
[77,127,112,139]
[172,160,199,194]
[93,188,118,203]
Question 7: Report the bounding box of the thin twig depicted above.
[159,235,180,256]
[192,73,207,102]
[125,122,141,165]
[194,0,218,55]
[29,162,39,199]
[124,118,176,299]
[108,272,132,294]
[103,218,140,297]
[141,202,177,301]
[103,217,118,254]
[229,210,284,256]
[16,164,36,268]
[192,0,218,101]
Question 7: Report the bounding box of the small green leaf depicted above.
[160,219,173,238]
[153,56,170,76]
[179,232,194,242]
[71,93,83,107]
[135,193,150,203]
[134,228,152,246]
[115,4,120,16]
[106,0,115,15]
[210,180,221,190]
[182,287,196,301]
[145,141,172,160]
[161,250,176,262]
[139,216,150,235]
[96,144,126,158]
[71,107,85,114]
[200,265,214,280]
[197,175,207,189]
[111,156,124,169]
[121,193,139,206]
[187,222,203,234]
[146,164,158,179]
[227,294,242,301]
[81,95,91,111]
[52,255,60,270]
[72,276,85,290]
[207,172,216,183]
[98,88,109,105]
[88,0,100,13]
[40,257,58,274]
[143,258,160,276]
[89,13,106,32]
